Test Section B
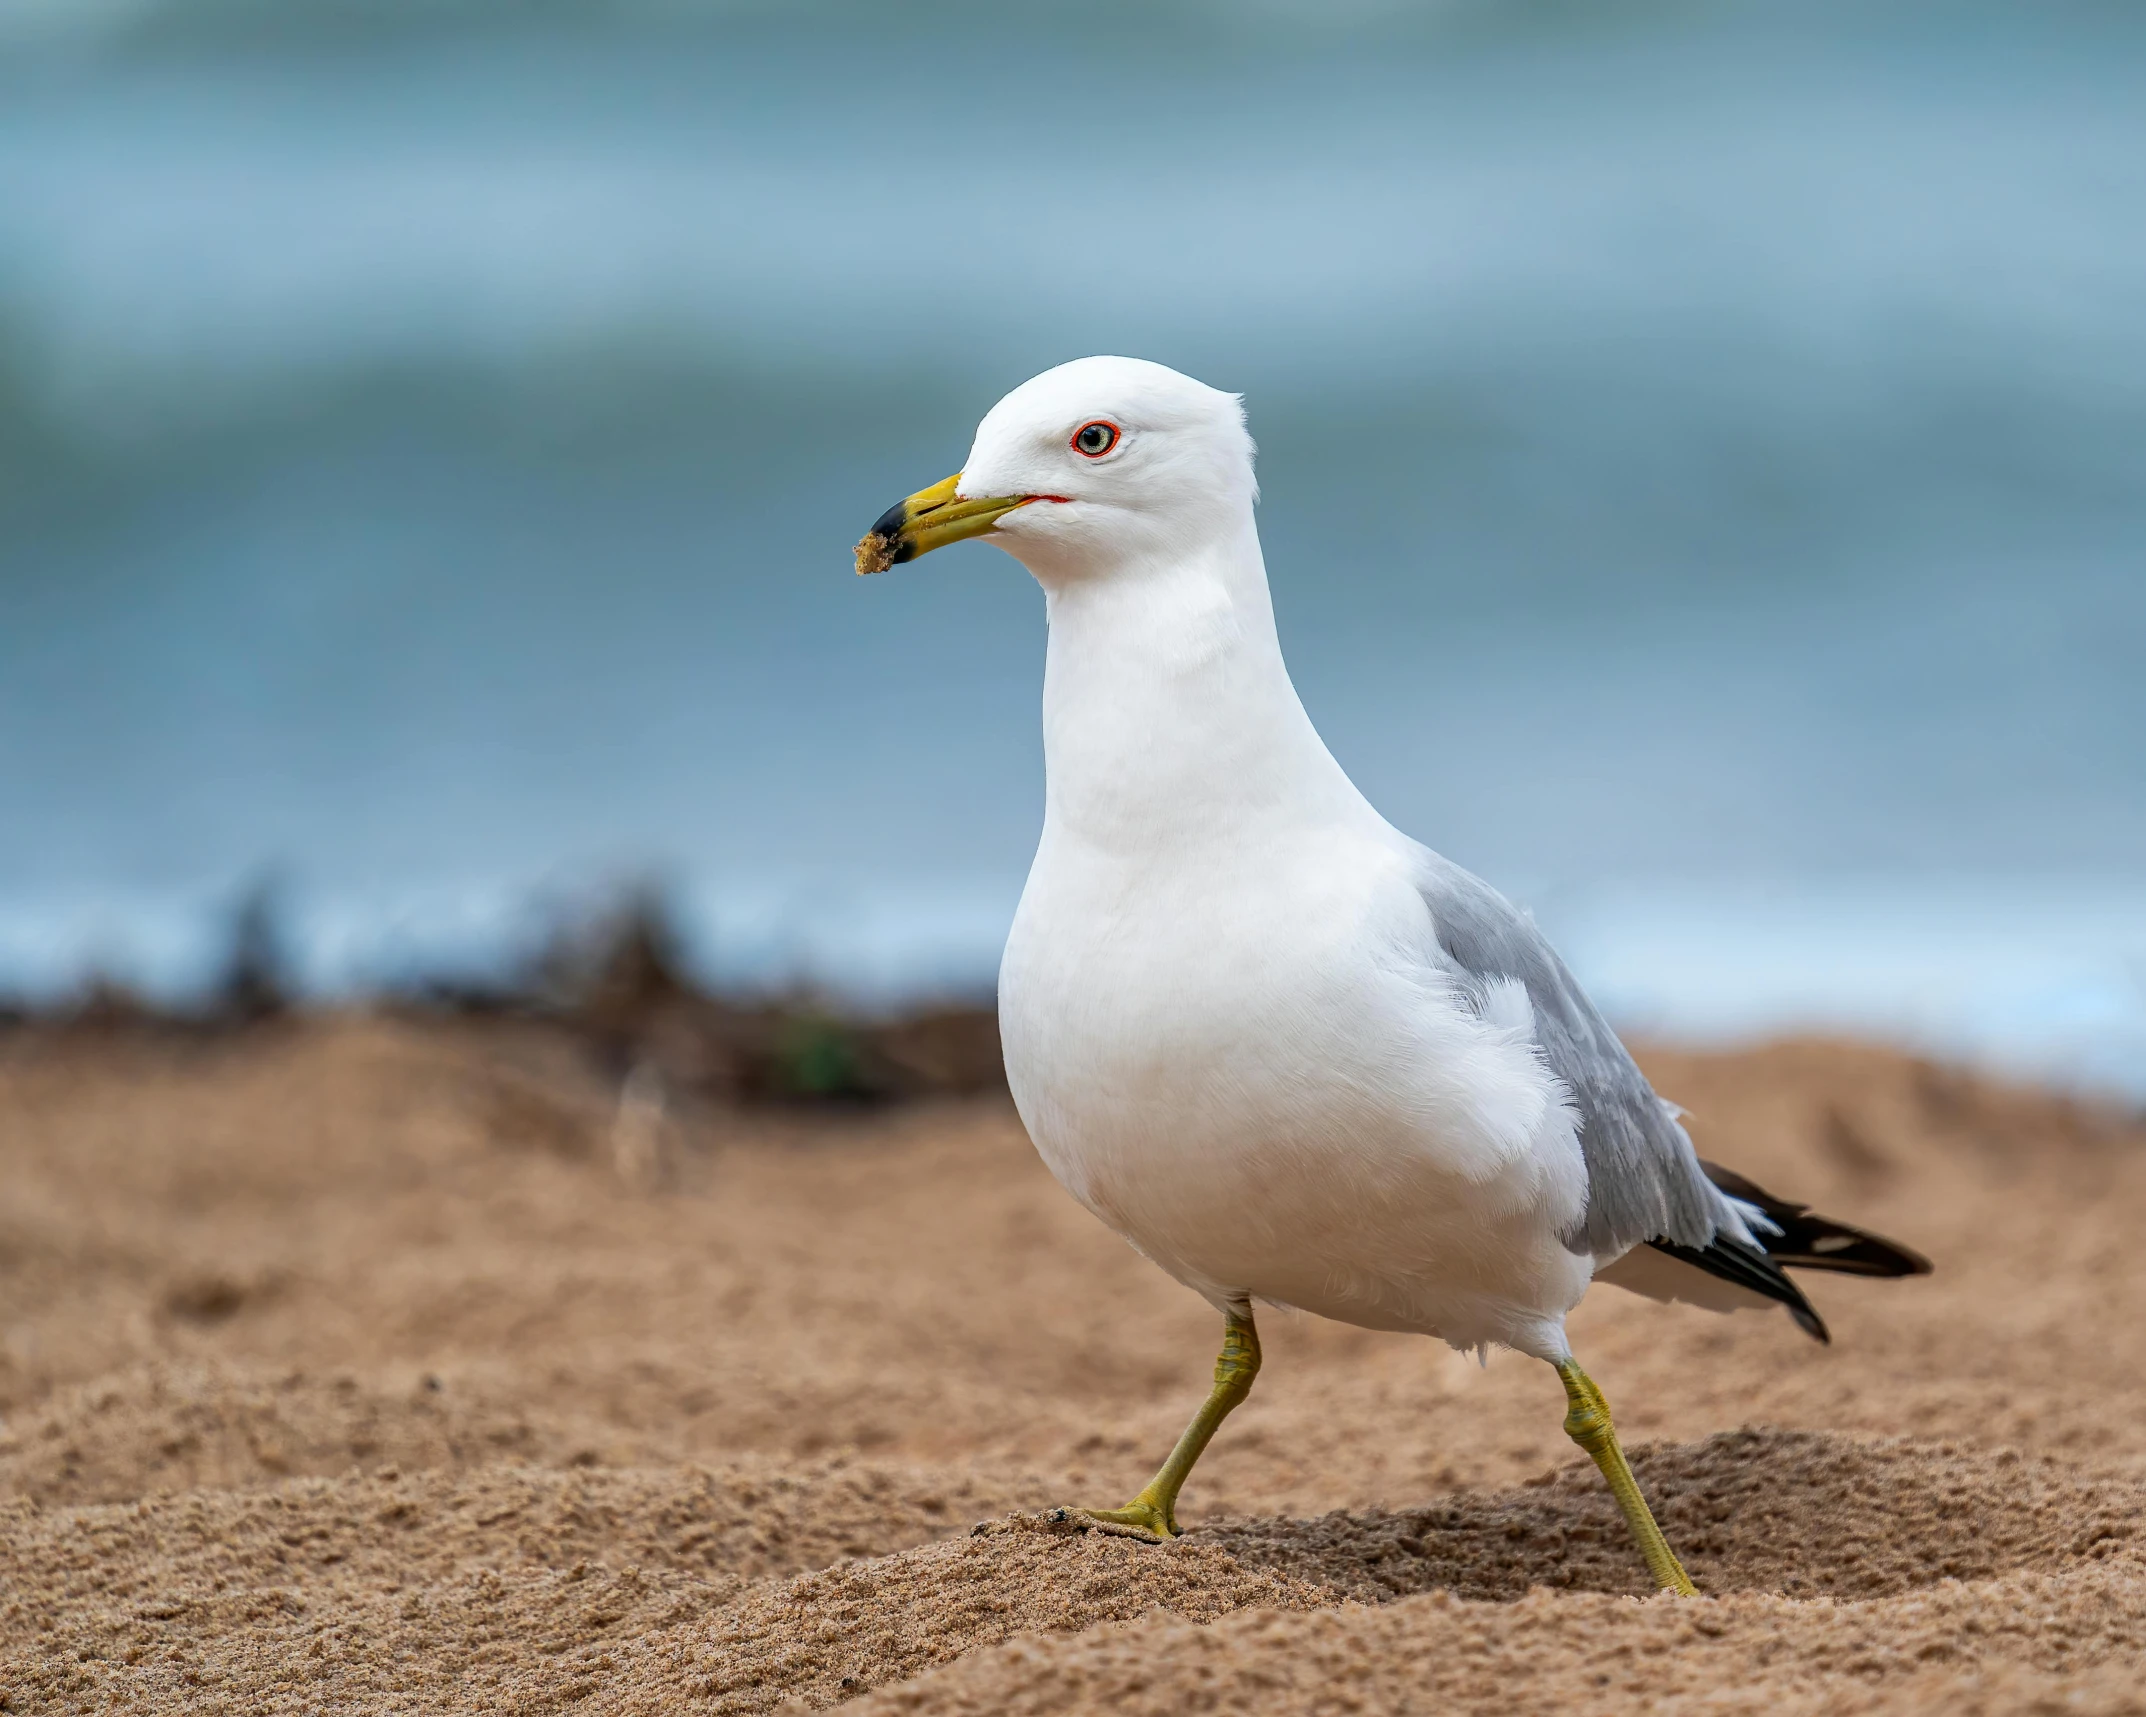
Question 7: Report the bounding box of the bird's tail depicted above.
[1640,1160,1932,1345]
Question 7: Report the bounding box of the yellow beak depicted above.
[854,472,1031,575]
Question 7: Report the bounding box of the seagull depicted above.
[857,356,1930,1594]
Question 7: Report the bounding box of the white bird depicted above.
[857,356,1929,1593]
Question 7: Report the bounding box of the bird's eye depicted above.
[1071,421,1119,457]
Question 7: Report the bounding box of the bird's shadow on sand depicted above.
[1188,1427,2143,1603]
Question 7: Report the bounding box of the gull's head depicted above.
[855,356,1255,584]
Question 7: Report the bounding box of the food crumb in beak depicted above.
[854,532,898,576]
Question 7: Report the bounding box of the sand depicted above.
[3,1015,2144,1713]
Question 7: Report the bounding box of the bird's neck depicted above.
[1036,521,1370,858]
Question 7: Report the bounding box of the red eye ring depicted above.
[1071,420,1120,458]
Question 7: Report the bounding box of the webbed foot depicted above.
[1057,1308,1258,1547]
[1059,1498,1177,1541]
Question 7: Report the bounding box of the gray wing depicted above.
[1412,848,1728,1259]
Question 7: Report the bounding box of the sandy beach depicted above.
[5,1014,2144,1714]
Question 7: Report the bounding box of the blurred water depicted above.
[1,2,2142,1084]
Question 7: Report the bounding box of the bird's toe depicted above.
[1055,1501,1177,1542]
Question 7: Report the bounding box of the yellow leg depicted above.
[1556,1358,1698,1595]
[1077,1308,1261,1540]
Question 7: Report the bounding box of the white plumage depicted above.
[862,355,1929,1579]
[966,356,1672,1362]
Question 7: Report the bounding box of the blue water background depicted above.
[1,2,2142,1087]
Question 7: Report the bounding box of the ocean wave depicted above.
[2,21,2137,409]
[3,0,2125,58]
[0,0,1544,55]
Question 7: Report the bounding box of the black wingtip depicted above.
[1699,1158,1934,1279]
[1786,1298,1832,1345]
[1650,1158,1934,1343]
[1649,1232,1833,1344]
